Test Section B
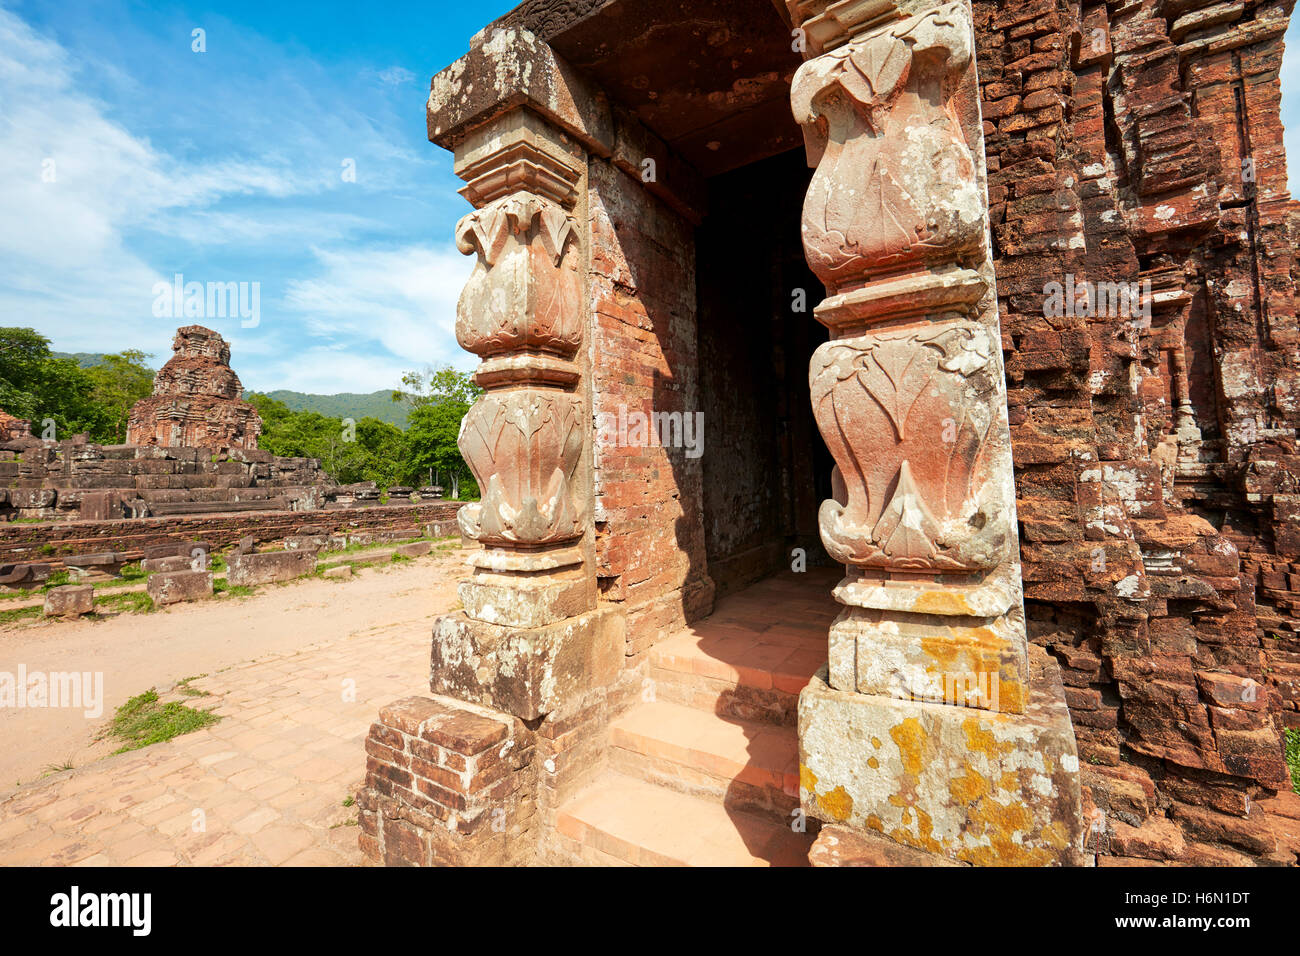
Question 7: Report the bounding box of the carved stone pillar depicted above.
[430,106,620,722]
[789,0,1085,865]
[357,35,628,866]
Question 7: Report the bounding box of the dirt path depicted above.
[0,552,468,789]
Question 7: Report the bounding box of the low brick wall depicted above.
[0,501,463,567]
[357,696,536,866]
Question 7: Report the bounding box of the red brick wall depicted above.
[975,0,1296,864]
[587,157,715,659]
[0,501,460,565]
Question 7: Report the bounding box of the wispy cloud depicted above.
[0,2,473,391]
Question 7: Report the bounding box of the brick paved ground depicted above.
[0,556,465,866]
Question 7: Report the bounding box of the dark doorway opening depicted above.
[695,147,834,598]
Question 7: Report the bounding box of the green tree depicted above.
[84,350,155,442]
[246,394,415,487]
[394,366,480,498]
[0,327,113,440]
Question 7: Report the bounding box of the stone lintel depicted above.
[431,607,624,722]
[799,644,1087,866]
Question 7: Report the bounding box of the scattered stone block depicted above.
[79,490,118,521]
[141,555,191,573]
[226,549,316,586]
[0,562,51,588]
[140,542,189,560]
[43,584,94,618]
[395,541,432,558]
[147,569,214,605]
[323,565,353,580]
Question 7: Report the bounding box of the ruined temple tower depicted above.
[358,0,1300,867]
[126,325,262,450]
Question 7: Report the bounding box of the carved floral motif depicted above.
[455,194,582,359]
[457,390,585,547]
[792,2,984,292]
[810,320,1009,570]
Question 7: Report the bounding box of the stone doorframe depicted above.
[357,4,1086,866]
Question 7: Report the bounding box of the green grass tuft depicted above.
[95,591,154,614]
[1286,728,1299,795]
[0,606,41,626]
[107,689,221,754]
[213,579,253,597]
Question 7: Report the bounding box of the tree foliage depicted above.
[0,328,152,442]
[393,366,481,497]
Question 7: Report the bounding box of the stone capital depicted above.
[427,27,614,155]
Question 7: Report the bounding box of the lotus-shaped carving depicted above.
[455,194,582,359]
[792,2,984,292]
[810,319,1009,570]
[457,391,585,547]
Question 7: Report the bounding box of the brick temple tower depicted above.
[126,325,262,450]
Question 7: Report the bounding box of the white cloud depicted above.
[272,243,474,391]
[0,5,466,397]
[375,66,415,86]
[0,7,314,351]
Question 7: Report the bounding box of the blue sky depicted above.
[1,0,515,393]
[3,3,1299,394]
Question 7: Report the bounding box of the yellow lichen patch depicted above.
[868,756,880,769]
[949,761,991,806]
[866,814,884,833]
[955,794,1055,865]
[961,717,1014,758]
[914,589,973,616]
[887,807,944,855]
[871,737,881,749]
[890,717,929,779]
[1040,819,1069,850]
[817,785,854,822]
[957,842,1054,867]
[799,764,817,793]
[1000,770,1020,792]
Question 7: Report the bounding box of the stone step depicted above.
[555,771,813,866]
[611,700,801,818]
[648,624,826,727]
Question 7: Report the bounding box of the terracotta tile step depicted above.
[555,772,812,866]
[650,630,826,696]
[610,701,798,805]
[649,664,799,726]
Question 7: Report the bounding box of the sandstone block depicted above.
[43,585,94,618]
[431,607,624,721]
[799,645,1086,866]
[226,549,316,587]
[396,541,432,558]
[323,565,353,580]
[147,569,213,605]
[141,555,191,573]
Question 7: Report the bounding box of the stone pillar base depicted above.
[799,644,1087,866]
[431,607,624,721]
